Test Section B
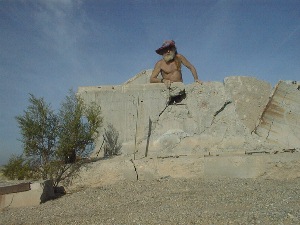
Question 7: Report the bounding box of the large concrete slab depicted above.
[78,75,278,159]
[69,75,300,190]
[68,151,300,191]
[254,81,300,148]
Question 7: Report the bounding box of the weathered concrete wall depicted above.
[69,73,300,190]
[68,151,300,191]
[254,81,300,148]
[77,72,297,160]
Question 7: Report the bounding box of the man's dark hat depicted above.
[155,40,176,55]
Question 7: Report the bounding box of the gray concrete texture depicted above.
[0,180,55,209]
[254,81,300,149]
[68,152,300,191]
[78,70,300,160]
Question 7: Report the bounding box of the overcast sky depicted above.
[0,0,299,165]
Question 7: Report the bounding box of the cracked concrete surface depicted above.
[254,81,300,148]
[78,72,276,158]
[73,70,300,189]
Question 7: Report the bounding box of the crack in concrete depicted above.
[157,154,187,159]
[213,100,232,117]
[159,89,186,117]
[134,96,140,160]
[283,148,298,153]
[253,82,280,134]
[145,117,152,157]
[158,102,170,117]
[266,87,288,140]
[3,194,15,209]
[258,87,288,141]
[211,100,232,125]
[130,159,139,181]
[158,88,171,117]
[246,149,300,155]
[245,151,270,155]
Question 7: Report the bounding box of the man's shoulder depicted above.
[155,59,164,66]
[176,54,185,59]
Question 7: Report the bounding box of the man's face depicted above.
[162,47,176,62]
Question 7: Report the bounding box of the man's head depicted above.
[155,40,177,56]
[162,47,176,62]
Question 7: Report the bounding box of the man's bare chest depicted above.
[160,61,179,74]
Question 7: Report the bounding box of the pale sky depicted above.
[1,0,299,165]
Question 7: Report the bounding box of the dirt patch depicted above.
[1,177,300,224]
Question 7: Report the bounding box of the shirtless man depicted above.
[150,40,202,88]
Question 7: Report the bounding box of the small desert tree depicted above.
[11,91,102,186]
[16,94,59,179]
[57,92,102,163]
[54,91,102,186]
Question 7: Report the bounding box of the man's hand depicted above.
[163,79,172,88]
[194,79,203,84]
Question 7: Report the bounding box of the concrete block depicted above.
[224,76,272,132]
[0,183,30,195]
[0,180,55,209]
[78,74,299,159]
[70,152,300,190]
[254,81,300,148]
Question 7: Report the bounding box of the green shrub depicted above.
[10,90,103,186]
[2,155,31,180]
[103,123,122,158]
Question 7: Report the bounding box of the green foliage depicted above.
[2,155,31,180]
[57,93,102,163]
[103,123,122,158]
[15,94,58,179]
[7,90,103,186]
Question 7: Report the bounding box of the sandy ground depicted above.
[1,176,300,225]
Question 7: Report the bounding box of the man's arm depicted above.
[150,61,163,83]
[177,54,202,83]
